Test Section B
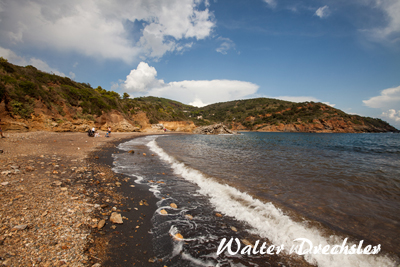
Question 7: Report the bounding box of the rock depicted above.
[215,213,223,217]
[115,182,121,187]
[128,150,135,154]
[143,153,146,156]
[230,226,237,232]
[170,203,177,209]
[92,263,101,267]
[110,212,123,224]
[12,224,28,231]
[193,123,238,135]
[1,182,9,186]
[185,214,193,220]
[160,209,168,215]
[241,239,253,247]
[173,233,184,240]
[97,220,106,229]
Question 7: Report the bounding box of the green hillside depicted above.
[0,58,398,133]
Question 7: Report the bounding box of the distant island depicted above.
[0,58,398,133]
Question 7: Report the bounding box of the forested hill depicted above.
[0,58,398,133]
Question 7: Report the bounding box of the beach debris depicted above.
[160,209,168,215]
[110,212,123,224]
[215,213,223,217]
[170,203,178,209]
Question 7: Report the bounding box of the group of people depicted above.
[88,126,112,138]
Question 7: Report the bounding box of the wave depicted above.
[148,138,396,267]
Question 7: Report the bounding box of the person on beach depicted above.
[107,126,111,137]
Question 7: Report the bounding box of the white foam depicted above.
[148,139,396,267]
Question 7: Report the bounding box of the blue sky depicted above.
[0,0,399,128]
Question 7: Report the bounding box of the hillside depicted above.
[0,58,398,133]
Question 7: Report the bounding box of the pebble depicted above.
[110,212,123,224]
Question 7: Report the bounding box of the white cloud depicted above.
[382,109,400,122]
[0,0,215,63]
[0,46,67,77]
[120,62,259,107]
[363,85,400,109]
[363,0,400,44]
[315,5,330,18]
[216,37,236,55]
[363,85,400,128]
[122,62,164,92]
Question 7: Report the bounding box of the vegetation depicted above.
[0,58,397,132]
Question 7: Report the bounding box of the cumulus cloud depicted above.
[363,85,400,127]
[0,0,215,63]
[0,46,67,77]
[363,85,400,109]
[315,5,330,18]
[382,109,400,122]
[363,0,400,43]
[120,62,259,107]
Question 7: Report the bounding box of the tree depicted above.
[123,92,130,99]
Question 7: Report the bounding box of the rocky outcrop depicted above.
[160,121,196,132]
[193,123,238,135]
[255,118,398,133]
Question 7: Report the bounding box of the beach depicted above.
[0,131,164,266]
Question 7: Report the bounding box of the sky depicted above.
[0,0,399,128]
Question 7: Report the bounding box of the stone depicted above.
[174,233,184,240]
[128,150,134,154]
[230,226,237,232]
[115,182,121,187]
[92,264,101,267]
[185,214,193,220]
[170,203,177,209]
[97,220,106,229]
[1,182,9,186]
[215,213,223,217]
[160,209,168,215]
[110,212,123,224]
[12,224,28,231]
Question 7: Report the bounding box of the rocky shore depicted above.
[0,131,159,266]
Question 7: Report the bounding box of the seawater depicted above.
[112,132,400,267]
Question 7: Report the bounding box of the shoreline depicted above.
[85,134,161,266]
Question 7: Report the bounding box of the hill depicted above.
[0,58,398,133]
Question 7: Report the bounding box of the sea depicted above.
[111,132,400,267]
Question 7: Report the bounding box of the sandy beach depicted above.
[0,131,163,266]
